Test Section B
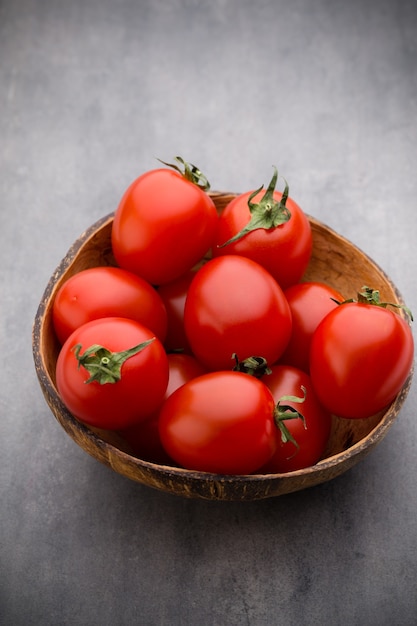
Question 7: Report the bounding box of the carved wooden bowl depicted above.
[32,192,414,500]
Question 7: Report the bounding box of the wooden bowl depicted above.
[32,192,414,500]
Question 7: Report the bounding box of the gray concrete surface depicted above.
[1,1,417,624]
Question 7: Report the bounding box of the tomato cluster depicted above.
[53,158,414,475]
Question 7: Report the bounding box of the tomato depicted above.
[157,271,195,353]
[52,266,168,345]
[184,255,292,371]
[56,317,169,429]
[119,353,206,463]
[163,353,208,394]
[259,365,332,473]
[120,414,174,465]
[111,159,218,285]
[159,371,277,474]
[310,289,414,419]
[212,168,312,289]
[279,281,345,372]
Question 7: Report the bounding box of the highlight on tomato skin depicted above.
[309,300,414,419]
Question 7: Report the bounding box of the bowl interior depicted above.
[33,192,414,500]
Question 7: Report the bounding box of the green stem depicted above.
[218,166,291,247]
[337,286,413,321]
[273,386,307,451]
[72,339,155,385]
[157,156,211,191]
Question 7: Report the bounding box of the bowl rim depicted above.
[32,196,415,496]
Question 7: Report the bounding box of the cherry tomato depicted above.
[163,353,208,394]
[52,266,168,345]
[184,255,292,371]
[56,317,169,429]
[157,271,195,353]
[259,365,332,473]
[310,290,414,419]
[279,281,345,372]
[120,353,207,463]
[111,159,218,285]
[159,371,277,474]
[212,168,312,289]
[120,414,174,465]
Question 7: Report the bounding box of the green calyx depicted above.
[337,285,414,322]
[273,386,307,452]
[232,353,272,378]
[218,166,291,248]
[232,353,306,453]
[157,156,211,191]
[72,339,155,385]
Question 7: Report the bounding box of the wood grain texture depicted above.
[32,192,414,501]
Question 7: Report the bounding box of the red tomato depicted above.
[163,353,208,395]
[280,281,345,372]
[159,371,277,474]
[259,365,332,473]
[120,354,206,464]
[111,160,218,285]
[310,293,414,419]
[157,271,195,353]
[120,414,174,465]
[212,168,312,289]
[56,317,169,429]
[184,255,292,371]
[52,266,168,345]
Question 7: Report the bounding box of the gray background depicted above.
[2,1,417,624]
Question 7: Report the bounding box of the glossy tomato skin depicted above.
[279,281,345,372]
[159,371,277,474]
[52,266,168,345]
[163,353,208,395]
[120,353,206,464]
[111,168,218,285]
[56,317,169,430]
[157,270,196,353]
[260,365,332,473]
[212,190,312,290]
[184,255,292,371]
[310,304,414,419]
